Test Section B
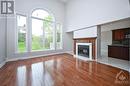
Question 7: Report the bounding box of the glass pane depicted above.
[32,9,54,21]
[32,9,49,19]
[32,18,44,51]
[17,15,27,52]
[43,21,54,50]
[56,24,62,49]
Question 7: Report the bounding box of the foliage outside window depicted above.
[16,9,62,53]
[17,15,27,52]
[32,9,61,51]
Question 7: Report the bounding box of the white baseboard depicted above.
[65,51,74,55]
[0,61,6,68]
[0,51,73,68]
[6,51,73,62]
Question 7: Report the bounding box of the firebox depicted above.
[76,43,92,60]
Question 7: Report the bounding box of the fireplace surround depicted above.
[76,43,92,60]
[74,38,96,59]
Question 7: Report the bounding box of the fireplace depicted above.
[76,43,92,60]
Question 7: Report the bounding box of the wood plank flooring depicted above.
[0,54,129,86]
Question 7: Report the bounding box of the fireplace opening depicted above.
[78,45,89,57]
[76,43,92,60]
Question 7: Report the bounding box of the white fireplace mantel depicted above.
[76,43,92,61]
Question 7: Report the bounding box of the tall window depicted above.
[56,24,62,49]
[16,9,63,53]
[16,14,27,52]
[31,9,55,51]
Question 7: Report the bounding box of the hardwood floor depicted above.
[0,54,129,86]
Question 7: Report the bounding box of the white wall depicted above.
[66,0,130,32]
[74,26,97,39]
[0,15,6,64]
[6,0,73,60]
[101,18,130,57]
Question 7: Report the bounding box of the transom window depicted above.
[32,9,55,21]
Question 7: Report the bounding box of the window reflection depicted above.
[31,62,54,86]
[17,66,27,86]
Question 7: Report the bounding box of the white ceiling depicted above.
[59,0,68,3]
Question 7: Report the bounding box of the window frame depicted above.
[15,9,63,53]
[31,12,56,51]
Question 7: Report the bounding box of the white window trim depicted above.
[31,16,55,23]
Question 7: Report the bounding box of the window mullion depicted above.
[28,16,32,52]
[54,23,56,50]
[26,16,28,52]
[43,21,45,50]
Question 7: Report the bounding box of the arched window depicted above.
[32,9,55,21]
[16,9,62,53]
[31,9,62,51]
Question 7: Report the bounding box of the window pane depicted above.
[17,15,27,52]
[43,21,54,50]
[32,18,44,51]
[32,9,54,21]
[56,24,62,49]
